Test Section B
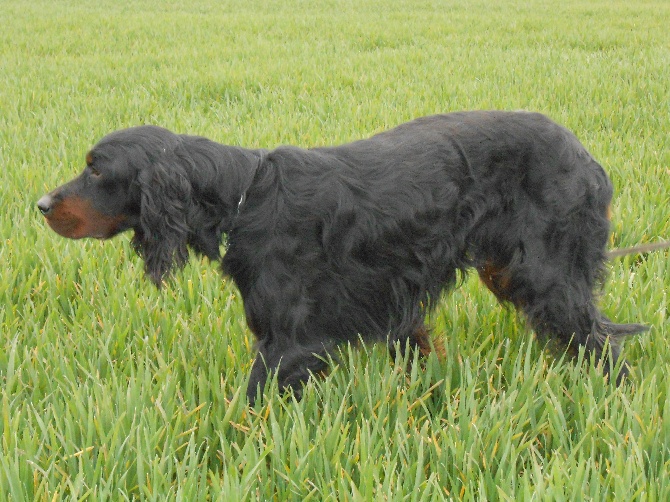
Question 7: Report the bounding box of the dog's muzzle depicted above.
[37,194,54,215]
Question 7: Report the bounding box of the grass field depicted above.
[1,0,669,499]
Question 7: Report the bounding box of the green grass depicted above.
[1,0,669,499]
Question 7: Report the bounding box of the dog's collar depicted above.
[234,153,263,218]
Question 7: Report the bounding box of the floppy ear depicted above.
[131,152,193,286]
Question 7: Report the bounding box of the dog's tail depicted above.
[588,316,649,384]
[607,240,670,258]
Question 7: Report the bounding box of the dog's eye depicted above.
[88,166,101,177]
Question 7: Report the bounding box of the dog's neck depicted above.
[226,148,263,226]
[236,190,247,216]
[178,139,264,259]
[185,140,261,219]
[216,149,262,256]
[234,151,264,215]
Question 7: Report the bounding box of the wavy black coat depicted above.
[37,111,647,403]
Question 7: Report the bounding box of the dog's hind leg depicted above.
[476,184,647,383]
[388,324,432,359]
[402,325,446,359]
[523,286,647,384]
[479,255,646,384]
[584,314,648,383]
[408,325,435,356]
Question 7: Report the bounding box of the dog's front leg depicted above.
[247,351,271,405]
[246,338,331,405]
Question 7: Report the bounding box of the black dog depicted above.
[38,111,646,403]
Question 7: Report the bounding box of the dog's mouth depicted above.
[39,196,127,240]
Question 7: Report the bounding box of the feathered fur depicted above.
[38,111,647,403]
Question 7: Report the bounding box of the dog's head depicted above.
[38,126,194,285]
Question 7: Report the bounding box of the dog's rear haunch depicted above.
[38,111,647,403]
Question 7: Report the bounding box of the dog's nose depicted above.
[37,195,53,215]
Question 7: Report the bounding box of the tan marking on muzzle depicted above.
[42,196,126,239]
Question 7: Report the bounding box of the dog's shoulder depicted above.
[266,145,337,166]
[257,145,345,187]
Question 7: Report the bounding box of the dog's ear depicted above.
[132,150,192,286]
